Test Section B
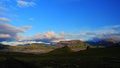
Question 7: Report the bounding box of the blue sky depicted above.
[0,0,120,43]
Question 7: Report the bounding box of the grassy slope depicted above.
[0,45,120,68]
[6,42,92,50]
[6,44,56,50]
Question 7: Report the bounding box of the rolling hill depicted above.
[0,44,120,68]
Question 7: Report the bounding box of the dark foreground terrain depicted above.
[0,45,120,68]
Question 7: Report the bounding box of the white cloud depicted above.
[17,0,36,7]
[33,31,65,43]
[0,17,11,22]
[20,31,65,43]
[0,34,11,38]
[23,26,32,30]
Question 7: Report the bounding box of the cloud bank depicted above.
[20,31,66,43]
[0,24,120,43]
[86,25,120,41]
[0,22,32,42]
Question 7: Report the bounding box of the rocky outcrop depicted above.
[55,40,83,47]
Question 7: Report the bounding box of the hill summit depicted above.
[55,40,83,47]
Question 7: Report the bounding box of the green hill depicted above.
[6,43,56,50]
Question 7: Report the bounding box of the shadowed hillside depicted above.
[0,44,9,49]
[86,39,120,47]
[47,46,72,55]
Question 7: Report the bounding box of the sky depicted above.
[0,0,120,43]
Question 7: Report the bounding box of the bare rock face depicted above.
[55,40,83,47]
